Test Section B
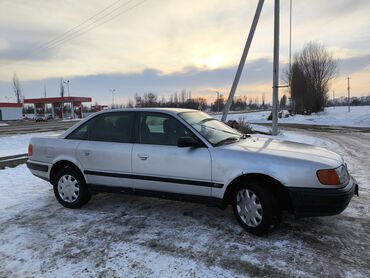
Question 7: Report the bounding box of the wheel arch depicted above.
[50,160,85,185]
[223,173,293,212]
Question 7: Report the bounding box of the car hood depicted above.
[219,136,343,167]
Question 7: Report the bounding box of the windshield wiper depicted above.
[240,134,250,139]
[215,136,240,146]
[198,118,217,124]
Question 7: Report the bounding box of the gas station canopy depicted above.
[24,96,92,119]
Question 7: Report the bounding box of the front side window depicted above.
[178,111,242,146]
[139,113,192,146]
[67,112,134,143]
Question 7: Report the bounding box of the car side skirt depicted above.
[88,184,226,208]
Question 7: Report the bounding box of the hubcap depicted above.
[58,174,80,203]
[236,189,263,227]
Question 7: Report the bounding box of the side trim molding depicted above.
[84,170,223,188]
[88,184,225,207]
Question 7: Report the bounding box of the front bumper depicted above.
[287,177,358,217]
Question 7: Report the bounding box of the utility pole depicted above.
[110,89,116,108]
[63,80,70,97]
[43,85,47,116]
[333,90,335,109]
[347,76,351,112]
[221,0,264,122]
[289,0,292,80]
[272,0,280,136]
[215,91,220,112]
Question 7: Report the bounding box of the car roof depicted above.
[97,107,198,116]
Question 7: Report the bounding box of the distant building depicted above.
[24,96,92,119]
[0,103,23,120]
[91,104,109,112]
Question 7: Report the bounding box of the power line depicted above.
[41,0,124,49]
[41,0,141,51]
[43,0,148,51]
[0,0,148,67]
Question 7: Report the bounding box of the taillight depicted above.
[28,144,33,156]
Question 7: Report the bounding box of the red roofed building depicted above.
[0,103,23,120]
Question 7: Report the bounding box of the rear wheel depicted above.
[232,181,281,235]
[53,167,90,208]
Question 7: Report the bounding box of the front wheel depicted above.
[53,167,91,208]
[232,181,281,235]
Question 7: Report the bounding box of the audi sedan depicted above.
[27,108,358,234]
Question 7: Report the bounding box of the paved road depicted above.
[0,126,369,277]
[252,122,370,133]
[0,120,77,136]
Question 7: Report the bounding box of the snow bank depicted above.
[59,119,82,122]
[216,106,370,127]
[0,132,62,157]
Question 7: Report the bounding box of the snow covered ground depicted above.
[216,105,370,127]
[0,128,369,277]
[59,119,82,122]
[0,132,61,157]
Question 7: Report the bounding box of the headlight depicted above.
[317,165,349,186]
[336,164,350,185]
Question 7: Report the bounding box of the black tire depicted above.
[232,180,281,235]
[53,166,91,208]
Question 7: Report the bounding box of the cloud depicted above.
[1,52,369,104]
[0,0,369,100]
[0,42,54,61]
[338,54,370,75]
[0,58,274,103]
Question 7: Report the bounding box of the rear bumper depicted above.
[27,160,50,182]
[287,177,358,217]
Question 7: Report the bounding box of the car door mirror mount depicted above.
[177,136,201,148]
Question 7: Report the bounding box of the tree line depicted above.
[114,90,273,112]
[327,96,370,107]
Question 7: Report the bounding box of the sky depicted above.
[0,0,369,106]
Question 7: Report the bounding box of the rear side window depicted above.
[67,112,134,143]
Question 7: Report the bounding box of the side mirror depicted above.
[177,136,201,148]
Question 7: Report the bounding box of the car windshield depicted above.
[178,111,242,146]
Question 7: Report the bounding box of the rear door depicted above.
[70,111,135,187]
[132,112,212,196]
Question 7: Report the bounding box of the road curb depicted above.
[0,154,28,169]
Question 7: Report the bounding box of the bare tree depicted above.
[13,73,22,103]
[126,99,134,108]
[279,94,287,109]
[261,93,265,109]
[289,42,338,114]
[142,92,158,107]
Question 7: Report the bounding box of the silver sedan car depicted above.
[27,108,358,234]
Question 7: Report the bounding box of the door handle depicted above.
[138,153,149,160]
[83,151,90,156]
